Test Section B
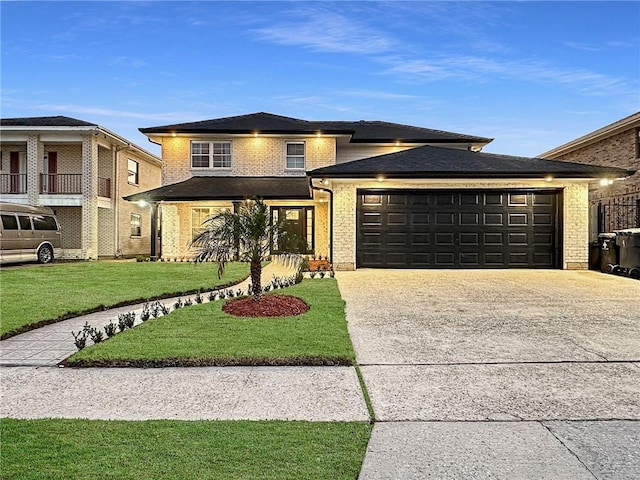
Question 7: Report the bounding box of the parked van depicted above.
[0,202,61,264]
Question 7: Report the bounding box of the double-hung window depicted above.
[127,159,139,185]
[286,142,305,170]
[130,213,141,237]
[191,141,231,169]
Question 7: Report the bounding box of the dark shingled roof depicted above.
[139,112,491,144]
[308,145,636,179]
[0,116,97,127]
[124,176,312,202]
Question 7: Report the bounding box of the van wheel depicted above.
[37,245,54,264]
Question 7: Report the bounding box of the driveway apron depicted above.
[337,269,640,480]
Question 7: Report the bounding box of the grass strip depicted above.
[0,261,248,338]
[1,418,372,480]
[66,278,355,366]
[354,363,376,422]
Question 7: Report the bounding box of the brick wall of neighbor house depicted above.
[160,136,336,185]
[54,206,83,251]
[117,150,162,257]
[98,207,115,256]
[551,128,640,200]
[44,144,82,174]
[330,180,590,271]
[0,144,25,172]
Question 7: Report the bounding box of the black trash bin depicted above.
[598,233,618,273]
[615,228,640,279]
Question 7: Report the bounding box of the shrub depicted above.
[194,291,203,304]
[104,321,117,338]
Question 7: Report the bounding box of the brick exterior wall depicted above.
[330,179,590,271]
[160,136,336,185]
[551,128,640,201]
[54,206,82,250]
[116,149,162,257]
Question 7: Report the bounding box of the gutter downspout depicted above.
[308,177,333,264]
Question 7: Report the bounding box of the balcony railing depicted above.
[40,174,82,194]
[0,174,27,194]
[1,173,112,198]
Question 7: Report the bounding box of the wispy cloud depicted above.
[109,56,148,68]
[564,40,636,51]
[335,89,419,100]
[252,7,397,54]
[386,55,633,96]
[30,103,190,122]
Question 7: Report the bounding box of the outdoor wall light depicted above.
[136,200,148,208]
[376,175,385,182]
[545,176,553,182]
[599,178,614,186]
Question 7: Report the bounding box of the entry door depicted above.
[9,152,20,193]
[46,152,58,193]
[271,207,314,254]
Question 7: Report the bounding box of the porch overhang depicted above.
[124,176,313,202]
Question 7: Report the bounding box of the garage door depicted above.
[357,190,561,268]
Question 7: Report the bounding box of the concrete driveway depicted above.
[337,270,640,479]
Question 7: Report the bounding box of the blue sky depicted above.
[2,1,638,158]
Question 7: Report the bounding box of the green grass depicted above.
[0,261,249,338]
[67,279,355,366]
[1,418,372,480]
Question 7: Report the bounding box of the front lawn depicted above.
[67,279,355,366]
[0,261,249,338]
[1,418,372,480]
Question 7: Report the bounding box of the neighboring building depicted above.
[128,112,633,270]
[539,112,640,237]
[0,116,162,259]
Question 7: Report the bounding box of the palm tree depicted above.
[190,198,292,301]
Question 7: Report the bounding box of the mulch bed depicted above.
[223,294,309,317]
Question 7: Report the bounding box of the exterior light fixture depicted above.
[171,132,176,137]
[136,200,148,208]
[316,131,322,138]
[395,141,400,146]
[321,179,329,185]
[376,175,384,182]
[545,176,553,182]
[254,131,259,138]
[599,178,614,186]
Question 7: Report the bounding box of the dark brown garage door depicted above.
[357,189,562,268]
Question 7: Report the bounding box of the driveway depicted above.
[337,270,640,479]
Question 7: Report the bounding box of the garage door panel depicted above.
[357,190,560,269]
[436,213,455,225]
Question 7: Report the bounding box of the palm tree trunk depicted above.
[250,260,262,301]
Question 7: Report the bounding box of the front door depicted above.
[271,206,314,254]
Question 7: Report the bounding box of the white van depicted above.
[0,202,61,264]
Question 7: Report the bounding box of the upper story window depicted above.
[191,141,232,169]
[286,142,305,170]
[127,159,139,185]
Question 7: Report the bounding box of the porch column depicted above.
[150,202,159,260]
[26,134,42,205]
[81,134,99,259]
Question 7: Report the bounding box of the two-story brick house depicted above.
[0,116,162,259]
[539,112,640,238]
[128,112,633,270]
